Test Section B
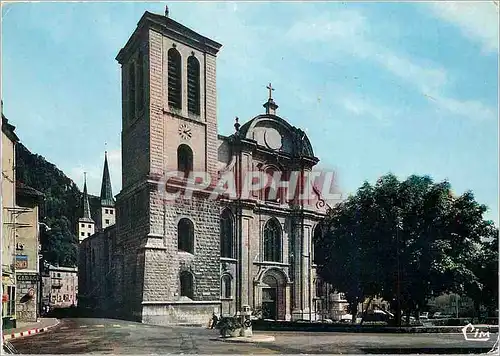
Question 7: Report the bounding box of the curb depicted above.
[211,335,276,344]
[2,319,60,341]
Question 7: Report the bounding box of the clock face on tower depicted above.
[178,123,192,140]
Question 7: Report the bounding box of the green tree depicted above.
[16,143,82,267]
[318,173,496,326]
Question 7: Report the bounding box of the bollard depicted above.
[240,304,253,337]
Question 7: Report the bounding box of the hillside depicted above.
[16,143,82,267]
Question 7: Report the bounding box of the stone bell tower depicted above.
[115,7,223,325]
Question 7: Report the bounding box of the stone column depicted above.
[301,225,311,319]
[239,212,252,308]
[291,214,303,320]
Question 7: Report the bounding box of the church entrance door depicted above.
[262,287,277,320]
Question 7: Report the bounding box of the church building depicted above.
[78,8,343,325]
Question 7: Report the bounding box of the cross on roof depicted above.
[266,83,275,100]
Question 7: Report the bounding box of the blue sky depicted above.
[2,2,498,224]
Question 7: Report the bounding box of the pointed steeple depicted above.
[81,173,94,222]
[100,151,115,207]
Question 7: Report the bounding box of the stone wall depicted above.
[16,274,38,322]
[141,188,221,323]
[142,302,219,326]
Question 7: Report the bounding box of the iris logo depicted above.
[462,323,490,342]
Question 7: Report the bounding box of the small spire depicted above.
[165,5,169,17]
[263,82,279,115]
[234,117,240,133]
[82,172,93,221]
[100,150,114,207]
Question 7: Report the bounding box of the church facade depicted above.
[78,9,343,325]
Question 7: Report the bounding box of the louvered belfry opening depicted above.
[187,55,200,115]
[137,50,144,112]
[128,62,136,119]
[168,48,182,109]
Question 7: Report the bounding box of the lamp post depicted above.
[396,215,402,327]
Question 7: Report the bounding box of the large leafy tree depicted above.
[317,173,497,325]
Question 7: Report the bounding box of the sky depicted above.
[2,1,498,224]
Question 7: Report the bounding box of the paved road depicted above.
[10,318,497,354]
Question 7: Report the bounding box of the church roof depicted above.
[236,113,317,159]
[100,152,115,207]
[116,10,222,64]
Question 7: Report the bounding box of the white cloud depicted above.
[433,95,498,122]
[426,2,499,54]
[285,9,495,122]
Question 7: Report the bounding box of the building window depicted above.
[167,48,182,109]
[137,50,144,112]
[81,232,85,237]
[105,219,110,225]
[57,273,61,278]
[263,218,282,262]
[221,274,231,299]
[180,271,194,299]
[110,210,113,215]
[220,209,233,258]
[315,279,324,298]
[265,186,278,202]
[88,224,91,228]
[187,55,200,115]
[177,144,193,177]
[105,209,108,214]
[87,233,91,237]
[128,62,136,118]
[81,224,84,228]
[178,218,194,253]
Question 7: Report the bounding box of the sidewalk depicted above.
[2,318,59,341]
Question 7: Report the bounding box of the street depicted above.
[10,318,497,354]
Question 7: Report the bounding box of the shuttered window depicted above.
[168,48,182,109]
[187,56,200,115]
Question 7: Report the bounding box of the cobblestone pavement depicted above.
[10,318,497,354]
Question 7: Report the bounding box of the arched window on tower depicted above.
[221,274,231,299]
[177,144,193,177]
[263,218,282,262]
[180,271,194,299]
[168,48,182,109]
[187,55,200,115]
[137,50,144,112]
[178,218,194,253]
[220,210,234,258]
